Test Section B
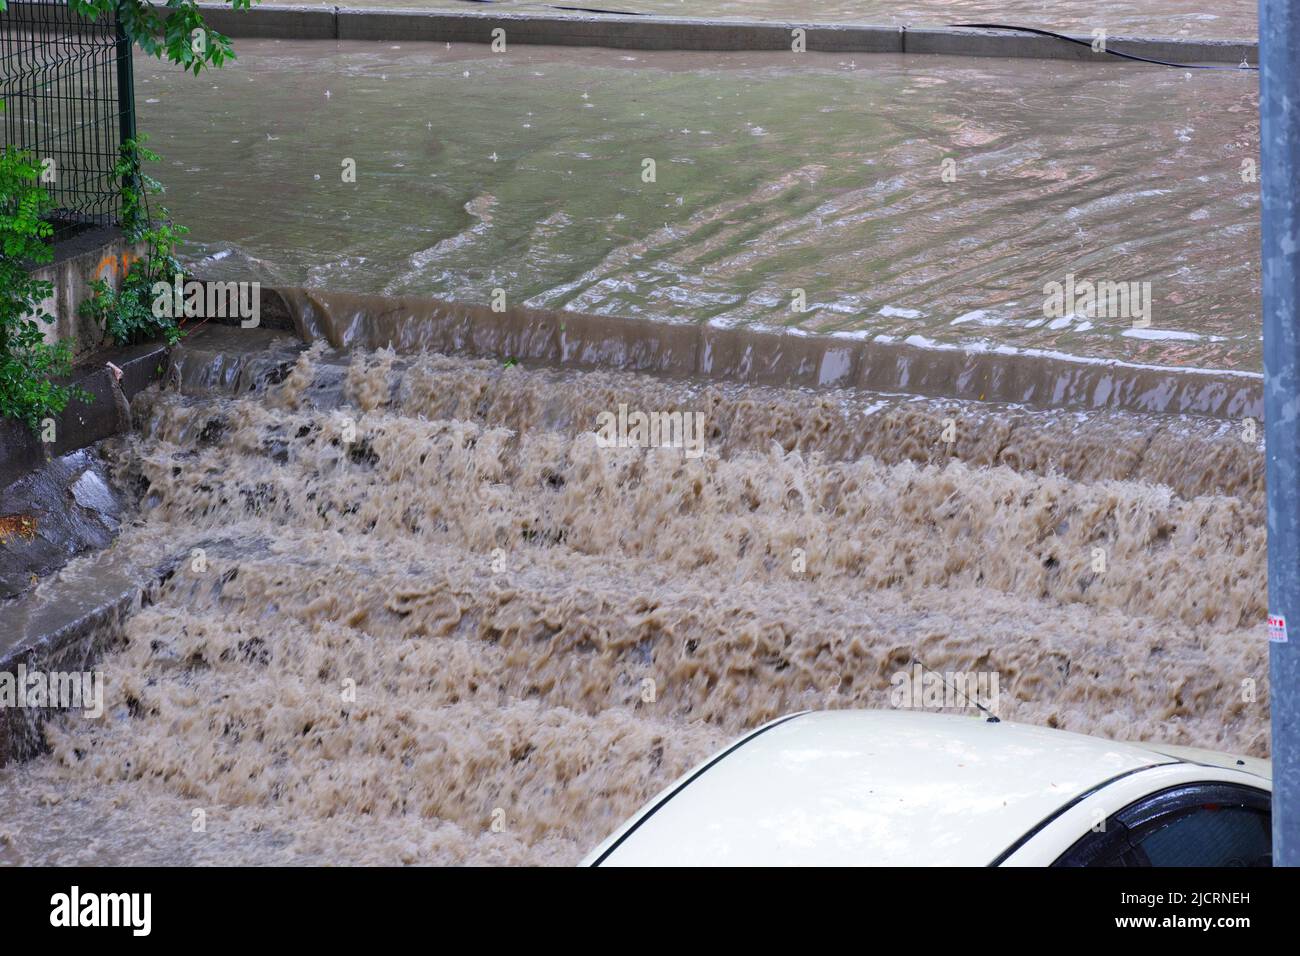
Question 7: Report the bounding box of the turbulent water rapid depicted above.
[0,310,1270,865]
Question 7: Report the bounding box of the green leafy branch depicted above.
[0,148,88,431]
[69,0,254,74]
[81,137,189,347]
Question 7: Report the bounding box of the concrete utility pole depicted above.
[1261,0,1300,867]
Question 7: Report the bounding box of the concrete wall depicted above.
[2,227,163,488]
[0,339,167,489]
[31,226,144,361]
[181,4,1257,64]
[15,4,1251,64]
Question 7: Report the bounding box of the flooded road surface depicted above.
[0,33,1267,866]
[0,321,1269,865]
[137,40,1260,374]
[274,0,1259,40]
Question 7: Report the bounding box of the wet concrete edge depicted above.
[0,550,192,766]
[178,5,1257,64]
[0,583,136,766]
[1,343,171,762]
[258,285,1263,421]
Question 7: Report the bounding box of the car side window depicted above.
[1053,783,1271,867]
[1130,805,1269,866]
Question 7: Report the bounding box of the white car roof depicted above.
[1133,742,1271,781]
[587,710,1230,867]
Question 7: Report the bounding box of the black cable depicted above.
[548,5,644,13]
[437,4,1254,69]
[447,0,645,14]
[949,23,1258,71]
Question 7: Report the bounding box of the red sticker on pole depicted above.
[1269,614,1289,643]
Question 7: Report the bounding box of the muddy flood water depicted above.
[0,37,1270,866]
[141,40,1260,371]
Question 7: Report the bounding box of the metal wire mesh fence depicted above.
[0,0,135,242]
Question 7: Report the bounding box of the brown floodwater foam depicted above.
[0,311,1270,866]
[281,288,1264,420]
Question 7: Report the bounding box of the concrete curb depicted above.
[1,3,1258,63]
[0,544,193,765]
[181,5,1258,65]
[0,580,135,765]
[899,26,1255,64]
[206,3,338,40]
[275,286,1263,422]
